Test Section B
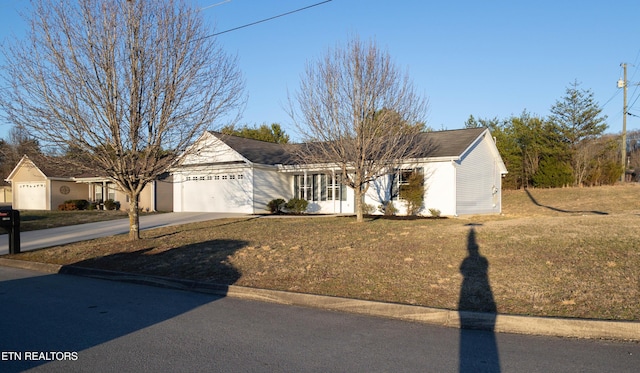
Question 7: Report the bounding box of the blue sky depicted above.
[1,0,639,142]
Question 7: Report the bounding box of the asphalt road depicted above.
[0,266,638,373]
[0,212,248,255]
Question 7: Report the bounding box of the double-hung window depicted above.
[391,168,423,200]
[327,174,347,201]
[294,174,313,200]
[295,173,346,201]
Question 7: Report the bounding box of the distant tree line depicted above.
[466,81,623,189]
[220,123,290,144]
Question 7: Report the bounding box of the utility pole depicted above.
[618,63,627,182]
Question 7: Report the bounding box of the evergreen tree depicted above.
[548,81,608,185]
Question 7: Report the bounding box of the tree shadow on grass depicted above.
[64,239,248,285]
[458,228,500,372]
[525,188,608,215]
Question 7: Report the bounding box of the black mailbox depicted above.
[0,207,20,254]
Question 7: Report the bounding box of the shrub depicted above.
[58,199,89,211]
[361,203,376,215]
[267,198,286,214]
[58,203,77,211]
[378,201,397,216]
[401,172,425,216]
[104,199,120,211]
[285,198,308,214]
[428,208,441,218]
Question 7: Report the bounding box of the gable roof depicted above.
[210,132,296,165]
[6,155,106,182]
[413,127,486,158]
[210,127,490,166]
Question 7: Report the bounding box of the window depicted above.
[323,174,346,201]
[230,175,235,180]
[199,176,205,181]
[319,174,327,201]
[108,186,116,201]
[294,174,313,200]
[185,176,191,181]
[391,168,423,200]
[222,175,228,180]
[238,174,244,180]
[295,173,347,202]
[214,175,220,180]
[207,176,212,180]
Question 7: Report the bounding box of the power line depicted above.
[0,0,333,92]
[206,0,332,38]
[601,88,620,108]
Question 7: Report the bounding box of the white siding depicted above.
[455,134,502,215]
[253,168,290,213]
[364,161,457,216]
[180,133,246,166]
[423,161,457,216]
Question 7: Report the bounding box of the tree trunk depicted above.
[355,188,364,223]
[128,192,140,240]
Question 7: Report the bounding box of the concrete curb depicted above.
[1,257,638,341]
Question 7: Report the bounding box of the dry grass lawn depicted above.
[5,184,640,321]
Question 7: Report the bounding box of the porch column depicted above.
[102,181,107,210]
[151,180,156,212]
[303,170,308,200]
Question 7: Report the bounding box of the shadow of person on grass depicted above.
[458,228,500,373]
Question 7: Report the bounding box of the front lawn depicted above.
[6,184,640,321]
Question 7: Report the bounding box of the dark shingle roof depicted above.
[413,127,486,158]
[16,155,107,179]
[212,127,487,166]
[212,132,297,165]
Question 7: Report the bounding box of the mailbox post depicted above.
[0,207,20,254]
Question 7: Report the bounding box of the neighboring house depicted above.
[5,155,173,212]
[0,185,11,204]
[172,127,507,216]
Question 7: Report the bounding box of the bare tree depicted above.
[289,37,428,222]
[0,0,244,239]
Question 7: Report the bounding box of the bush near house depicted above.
[58,199,90,211]
[104,199,121,211]
[285,198,308,214]
[361,203,376,215]
[267,198,286,214]
[401,172,425,215]
[428,208,441,217]
[378,201,398,216]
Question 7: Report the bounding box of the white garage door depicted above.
[16,182,47,210]
[180,175,252,213]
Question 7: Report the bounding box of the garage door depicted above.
[180,175,252,213]
[16,182,47,210]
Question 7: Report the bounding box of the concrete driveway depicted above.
[0,212,248,255]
